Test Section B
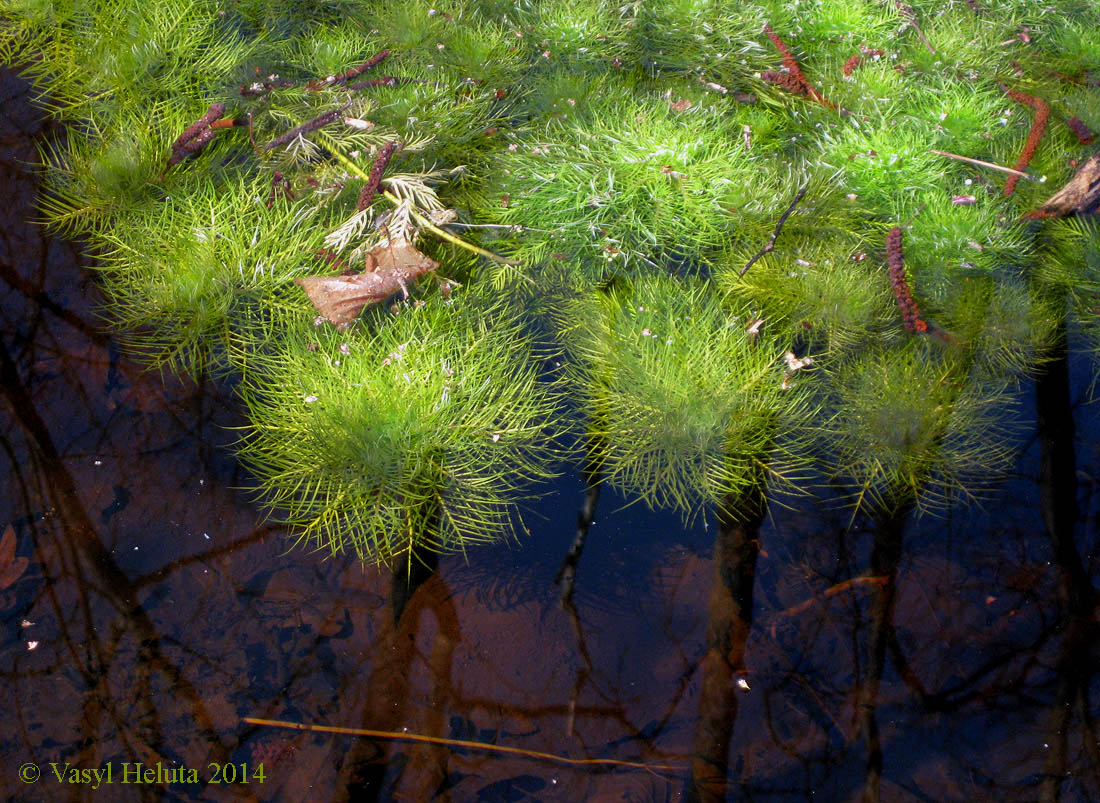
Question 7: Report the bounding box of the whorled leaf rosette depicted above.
[558,274,817,515]
[236,294,560,563]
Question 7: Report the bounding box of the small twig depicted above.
[902,203,926,229]
[740,185,808,277]
[930,149,1037,180]
[242,717,687,775]
[772,575,890,619]
[896,2,936,53]
[400,196,524,266]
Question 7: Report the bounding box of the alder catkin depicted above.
[886,227,928,334]
[1002,88,1050,197]
[762,24,835,109]
[357,140,400,211]
[170,103,225,153]
[263,103,351,151]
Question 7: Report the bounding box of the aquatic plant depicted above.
[558,275,816,515]
[234,291,559,562]
[3,0,1099,560]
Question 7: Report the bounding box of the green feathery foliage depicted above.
[823,342,1019,515]
[4,0,1099,557]
[558,275,816,514]
[234,291,559,562]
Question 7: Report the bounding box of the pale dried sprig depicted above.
[383,201,414,239]
[323,208,375,252]
[345,201,415,265]
[341,131,434,153]
[383,174,444,210]
[281,133,322,163]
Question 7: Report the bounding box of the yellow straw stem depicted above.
[322,138,522,266]
[242,716,687,775]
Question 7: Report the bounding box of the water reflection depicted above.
[2,64,1100,802]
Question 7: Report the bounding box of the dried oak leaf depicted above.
[1027,152,1100,218]
[0,524,29,591]
[296,239,439,326]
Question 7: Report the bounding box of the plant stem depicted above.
[242,717,687,774]
[322,137,522,266]
[930,149,1038,180]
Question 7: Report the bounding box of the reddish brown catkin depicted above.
[762,24,835,109]
[1067,117,1095,145]
[762,71,809,96]
[346,76,403,90]
[165,127,218,168]
[1002,87,1050,197]
[842,48,885,77]
[170,103,225,152]
[341,50,391,83]
[307,50,391,90]
[357,140,401,211]
[263,103,351,151]
[886,227,928,334]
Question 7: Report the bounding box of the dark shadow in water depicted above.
[555,439,603,604]
[1037,303,1099,802]
[854,501,909,803]
[1,339,255,801]
[392,547,441,626]
[338,569,460,801]
[687,486,764,802]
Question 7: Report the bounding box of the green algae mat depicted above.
[2,0,1098,563]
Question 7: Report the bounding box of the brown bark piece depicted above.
[1026,153,1100,218]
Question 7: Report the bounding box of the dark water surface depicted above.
[3,66,1100,802]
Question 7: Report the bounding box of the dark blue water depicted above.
[3,65,1100,802]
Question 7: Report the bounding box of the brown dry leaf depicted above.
[296,238,439,326]
[0,524,29,591]
[1029,152,1100,217]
